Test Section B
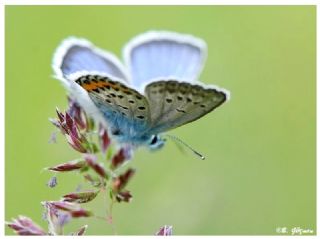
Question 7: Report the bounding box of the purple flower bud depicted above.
[6,216,47,235]
[70,209,93,218]
[47,159,86,172]
[49,118,60,128]
[44,201,93,218]
[99,124,110,153]
[112,168,135,192]
[111,148,126,170]
[56,108,65,122]
[156,225,173,236]
[49,117,67,135]
[57,211,72,227]
[45,201,75,211]
[51,108,90,153]
[67,97,87,130]
[42,201,62,235]
[47,176,58,188]
[66,134,88,153]
[73,225,88,236]
[62,190,99,203]
[48,131,57,144]
[115,190,132,203]
[122,145,134,159]
[84,154,108,179]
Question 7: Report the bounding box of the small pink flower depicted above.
[156,225,173,236]
[84,154,108,179]
[115,190,132,203]
[47,176,58,188]
[50,109,90,153]
[99,124,110,153]
[43,201,71,235]
[112,168,135,192]
[67,97,88,130]
[111,148,127,170]
[45,201,93,218]
[71,209,93,218]
[62,190,99,203]
[6,216,47,235]
[47,159,86,172]
[72,225,88,236]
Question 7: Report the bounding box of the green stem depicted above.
[109,196,117,235]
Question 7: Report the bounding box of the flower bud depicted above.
[111,148,126,170]
[99,124,110,153]
[44,201,93,218]
[156,225,173,236]
[62,190,99,204]
[47,159,86,172]
[72,225,88,236]
[84,154,108,179]
[6,216,46,235]
[115,190,132,203]
[112,168,135,192]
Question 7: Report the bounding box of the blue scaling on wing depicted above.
[123,31,207,91]
[74,74,151,145]
[53,37,129,81]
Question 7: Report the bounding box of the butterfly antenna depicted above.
[166,134,205,160]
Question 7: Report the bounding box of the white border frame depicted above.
[2,0,319,5]
[1,2,318,238]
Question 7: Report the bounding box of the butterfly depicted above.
[52,31,230,154]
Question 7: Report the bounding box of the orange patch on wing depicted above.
[80,79,131,94]
[82,81,112,91]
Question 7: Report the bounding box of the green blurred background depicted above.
[5,6,316,235]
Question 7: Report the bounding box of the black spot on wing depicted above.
[176,109,186,113]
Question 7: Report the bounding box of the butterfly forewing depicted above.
[145,80,227,134]
[124,31,207,90]
[75,75,151,136]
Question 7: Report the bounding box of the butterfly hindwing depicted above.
[145,80,228,134]
[75,75,151,139]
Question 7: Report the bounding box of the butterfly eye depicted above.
[148,135,166,150]
[150,135,158,145]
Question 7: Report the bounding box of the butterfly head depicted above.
[147,135,166,150]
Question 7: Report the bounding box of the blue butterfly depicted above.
[52,31,230,155]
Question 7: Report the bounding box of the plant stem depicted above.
[109,196,117,235]
[99,181,117,234]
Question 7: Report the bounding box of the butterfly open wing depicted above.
[53,37,129,81]
[52,32,230,148]
[74,74,151,142]
[145,80,229,134]
[52,38,131,131]
[123,31,207,90]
